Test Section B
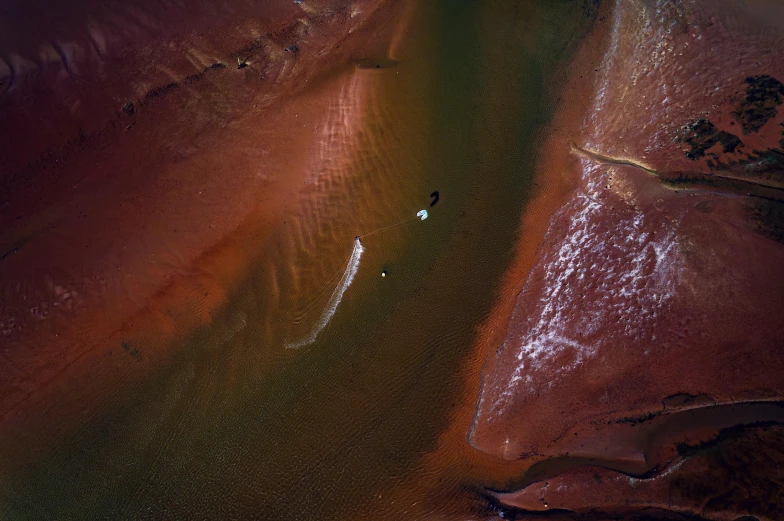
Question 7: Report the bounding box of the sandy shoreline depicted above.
[344,2,612,518]
[0,0,413,455]
[438,0,612,471]
[3,0,782,518]
[466,1,784,518]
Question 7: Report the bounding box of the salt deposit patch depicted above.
[481,167,682,420]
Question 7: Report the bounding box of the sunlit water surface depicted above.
[2,1,596,518]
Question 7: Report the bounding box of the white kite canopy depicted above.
[289,204,433,347]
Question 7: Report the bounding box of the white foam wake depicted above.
[286,238,364,348]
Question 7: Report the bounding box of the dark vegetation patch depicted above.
[675,119,743,159]
[733,75,784,134]
[742,148,784,181]
[717,131,742,153]
[664,168,784,203]
[478,421,783,520]
[675,421,780,458]
[671,424,784,520]
[579,0,601,19]
[750,198,784,243]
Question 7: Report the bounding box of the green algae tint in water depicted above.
[1,1,596,519]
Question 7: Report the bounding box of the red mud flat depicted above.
[469,1,784,519]
[0,0,412,456]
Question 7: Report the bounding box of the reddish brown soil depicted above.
[0,0,410,448]
[468,1,784,519]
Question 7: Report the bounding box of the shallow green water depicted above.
[3,1,596,519]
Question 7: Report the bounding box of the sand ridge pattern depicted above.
[0,0,413,458]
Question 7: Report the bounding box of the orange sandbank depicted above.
[0,0,411,454]
[467,1,784,519]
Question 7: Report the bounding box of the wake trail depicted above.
[286,237,365,348]
[287,209,427,348]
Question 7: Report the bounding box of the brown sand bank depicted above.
[468,0,784,519]
[0,0,411,450]
[341,2,610,519]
